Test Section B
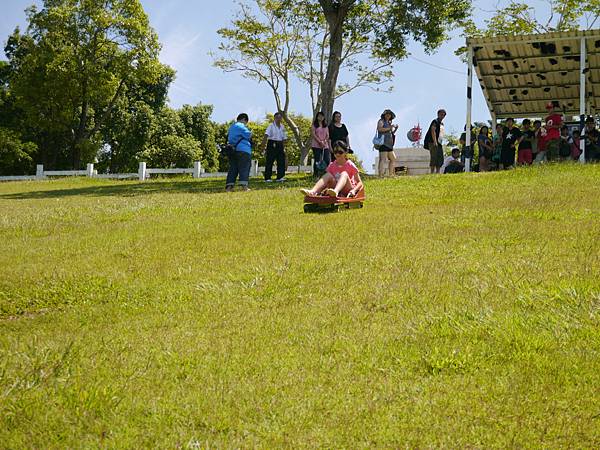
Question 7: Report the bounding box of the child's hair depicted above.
[451,147,460,156]
[334,140,348,152]
[480,125,489,135]
[523,119,531,126]
[313,112,327,128]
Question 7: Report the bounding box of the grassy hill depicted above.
[1,164,599,447]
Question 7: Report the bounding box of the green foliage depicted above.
[1,164,600,446]
[178,104,219,172]
[216,0,471,129]
[459,0,600,54]
[4,0,166,169]
[0,127,37,175]
[140,134,201,168]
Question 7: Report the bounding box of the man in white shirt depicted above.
[261,112,288,182]
[441,148,464,174]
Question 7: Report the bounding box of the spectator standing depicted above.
[492,123,503,167]
[534,123,548,163]
[559,125,573,159]
[459,125,477,164]
[584,116,600,162]
[261,112,288,182]
[477,125,493,172]
[571,129,581,160]
[311,111,330,177]
[531,120,542,161]
[501,118,521,169]
[226,113,253,192]
[517,119,534,165]
[424,109,446,174]
[544,102,563,161]
[329,111,350,150]
[376,109,398,177]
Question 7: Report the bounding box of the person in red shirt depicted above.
[544,102,563,161]
[301,140,363,198]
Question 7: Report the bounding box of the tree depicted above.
[316,0,471,121]
[214,1,316,161]
[215,0,471,161]
[0,127,38,175]
[5,0,167,169]
[140,134,201,169]
[178,104,219,172]
[460,0,600,45]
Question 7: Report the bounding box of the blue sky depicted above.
[2,0,503,170]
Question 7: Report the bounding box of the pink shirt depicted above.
[327,160,359,188]
[311,125,330,149]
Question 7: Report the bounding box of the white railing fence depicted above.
[0,160,314,182]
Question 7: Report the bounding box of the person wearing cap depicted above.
[584,116,600,162]
[424,109,446,173]
[544,102,563,161]
[376,109,398,177]
[300,140,363,198]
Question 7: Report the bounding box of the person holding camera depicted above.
[225,113,253,192]
[311,111,330,178]
[377,109,398,177]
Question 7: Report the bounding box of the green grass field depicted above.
[1,164,599,448]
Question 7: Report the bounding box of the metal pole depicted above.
[579,37,587,164]
[465,46,474,172]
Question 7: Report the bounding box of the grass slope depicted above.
[1,164,599,448]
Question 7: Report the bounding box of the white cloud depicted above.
[244,105,268,123]
[160,30,203,71]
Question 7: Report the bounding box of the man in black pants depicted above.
[261,112,288,182]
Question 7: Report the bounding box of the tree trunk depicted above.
[282,113,306,165]
[319,2,350,122]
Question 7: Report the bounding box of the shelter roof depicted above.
[468,29,600,119]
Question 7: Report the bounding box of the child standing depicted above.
[517,119,534,165]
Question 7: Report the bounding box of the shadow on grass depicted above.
[0,174,324,200]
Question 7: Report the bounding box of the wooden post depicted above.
[86,163,94,178]
[36,164,44,179]
[193,161,201,178]
[465,45,474,172]
[579,37,587,164]
[138,162,147,181]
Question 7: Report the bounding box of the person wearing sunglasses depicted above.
[301,141,363,198]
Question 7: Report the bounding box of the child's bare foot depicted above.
[324,188,337,197]
[300,188,315,196]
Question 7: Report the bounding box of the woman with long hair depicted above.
[311,111,330,177]
[329,111,350,150]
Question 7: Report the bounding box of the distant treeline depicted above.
[0,0,313,176]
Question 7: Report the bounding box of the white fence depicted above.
[0,160,314,182]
